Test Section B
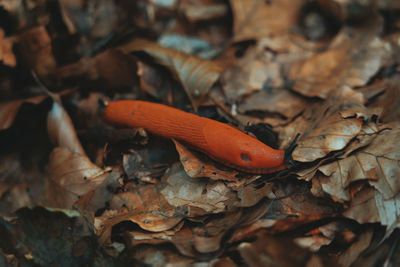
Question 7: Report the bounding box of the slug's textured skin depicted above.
[103,100,286,173]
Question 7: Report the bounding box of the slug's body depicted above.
[103,100,286,174]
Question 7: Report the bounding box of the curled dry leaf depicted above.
[159,164,237,216]
[118,39,223,108]
[46,147,111,209]
[0,95,47,130]
[174,140,241,182]
[230,0,305,42]
[291,87,375,162]
[313,123,400,202]
[0,28,16,67]
[94,186,184,244]
[289,27,392,98]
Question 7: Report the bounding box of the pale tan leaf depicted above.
[47,100,86,155]
[118,39,223,108]
[46,147,110,209]
[289,27,391,98]
[230,0,304,42]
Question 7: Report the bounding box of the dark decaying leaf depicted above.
[118,39,223,108]
[53,49,139,91]
[15,26,57,76]
[0,207,124,266]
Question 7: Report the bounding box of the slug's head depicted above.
[202,121,286,173]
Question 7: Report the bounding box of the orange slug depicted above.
[103,100,287,174]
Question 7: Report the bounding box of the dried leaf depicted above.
[174,140,241,182]
[46,147,110,209]
[0,207,117,266]
[292,87,369,162]
[314,123,400,201]
[118,38,223,108]
[230,0,304,42]
[159,164,237,216]
[289,27,391,98]
[95,184,183,243]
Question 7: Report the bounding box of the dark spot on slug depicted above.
[240,153,252,162]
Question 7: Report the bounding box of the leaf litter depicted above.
[0,0,400,266]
